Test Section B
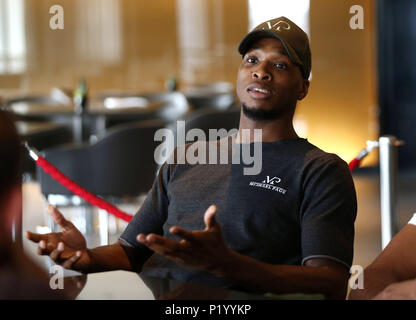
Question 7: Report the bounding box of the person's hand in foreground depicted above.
[26,205,90,271]
[373,279,416,300]
[137,205,233,274]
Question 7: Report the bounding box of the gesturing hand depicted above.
[26,205,90,271]
[136,205,233,275]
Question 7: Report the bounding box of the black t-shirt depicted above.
[120,135,357,287]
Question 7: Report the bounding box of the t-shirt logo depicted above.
[249,175,287,195]
[262,176,281,185]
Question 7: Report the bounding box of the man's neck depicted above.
[237,113,299,143]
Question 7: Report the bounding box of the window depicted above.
[0,0,26,74]
[248,0,310,34]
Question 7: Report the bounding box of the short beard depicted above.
[242,103,280,121]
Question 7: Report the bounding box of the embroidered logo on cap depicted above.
[263,20,291,32]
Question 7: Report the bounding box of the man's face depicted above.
[236,37,309,120]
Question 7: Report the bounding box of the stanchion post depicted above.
[73,115,84,143]
[379,135,399,250]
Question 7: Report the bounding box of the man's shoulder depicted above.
[292,140,351,181]
[301,140,347,166]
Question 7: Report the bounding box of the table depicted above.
[60,272,325,300]
[16,121,70,140]
[9,100,168,142]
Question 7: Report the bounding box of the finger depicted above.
[26,231,45,243]
[137,233,168,246]
[47,205,71,230]
[146,233,177,246]
[137,233,146,244]
[151,244,189,262]
[137,233,182,255]
[204,205,218,230]
[50,242,65,262]
[137,234,193,266]
[169,226,201,244]
[36,238,64,256]
[61,251,82,270]
[37,240,50,256]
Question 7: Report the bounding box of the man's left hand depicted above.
[136,205,233,275]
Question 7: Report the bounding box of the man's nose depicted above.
[252,65,271,81]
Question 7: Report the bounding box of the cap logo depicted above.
[263,20,291,32]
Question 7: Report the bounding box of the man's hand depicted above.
[373,279,416,300]
[136,205,233,275]
[26,205,91,272]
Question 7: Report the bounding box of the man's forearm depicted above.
[76,242,133,274]
[215,249,348,299]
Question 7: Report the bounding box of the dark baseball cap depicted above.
[238,16,311,79]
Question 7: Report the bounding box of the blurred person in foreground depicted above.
[0,110,84,299]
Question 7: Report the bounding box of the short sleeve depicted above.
[300,154,357,269]
[118,162,171,271]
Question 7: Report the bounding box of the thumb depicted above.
[204,205,218,230]
[47,204,72,230]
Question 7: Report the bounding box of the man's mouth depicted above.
[247,85,273,99]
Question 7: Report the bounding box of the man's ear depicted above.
[298,79,310,100]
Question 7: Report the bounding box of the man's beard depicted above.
[242,103,280,121]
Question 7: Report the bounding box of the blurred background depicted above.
[0,0,379,163]
[1,0,416,299]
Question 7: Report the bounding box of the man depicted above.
[27,17,357,299]
[349,213,416,300]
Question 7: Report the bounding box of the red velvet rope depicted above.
[36,155,133,222]
[35,146,359,222]
[348,158,361,172]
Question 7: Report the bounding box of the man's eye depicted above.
[275,63,288,70]
[246,57,257,63]
[275,63,287,70]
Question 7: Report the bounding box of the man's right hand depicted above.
[26,205,91,272]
